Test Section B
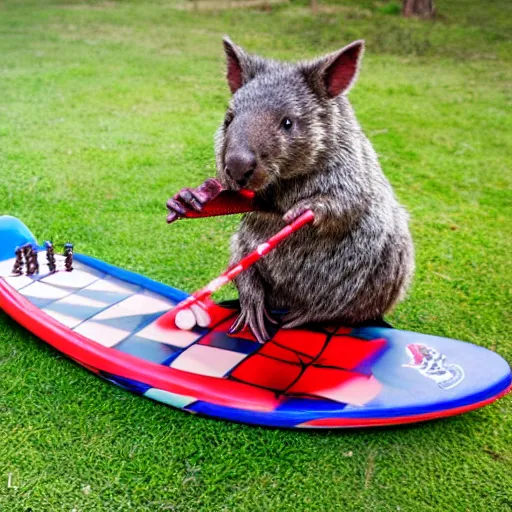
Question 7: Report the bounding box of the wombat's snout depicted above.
[225,150,257,188]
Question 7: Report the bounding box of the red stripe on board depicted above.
[3,277,510,428]
[299,384,512,428]
[0,279,280,412]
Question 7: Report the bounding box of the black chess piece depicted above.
[64,243,74,272]
[33,246,40,274]
[11,246,23,275]
[22,243,38,276]
[22,244,32,275]
[45,241,57,273]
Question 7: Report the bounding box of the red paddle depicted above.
[161,209,315,330]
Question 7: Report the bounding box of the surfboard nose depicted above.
[0,216,38,261]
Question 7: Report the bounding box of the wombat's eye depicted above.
[281,118,293,131]
[224,111,234,127]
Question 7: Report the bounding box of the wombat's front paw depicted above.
[229,301,277,343]
[283,199,322,225]
[166,178,223,223]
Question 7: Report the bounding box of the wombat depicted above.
[167,37,415,343]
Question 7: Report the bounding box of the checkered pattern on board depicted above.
[167,318,386,406]
[1,252,197,359]
[2,252,386,407]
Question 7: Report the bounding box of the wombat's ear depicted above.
[223,36,265,94]
[302,40,365,98]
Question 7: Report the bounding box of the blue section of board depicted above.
[341,327,512,418]
[0,215,38,261]
[186,397,351,428]
[115,336,183,365]
[198,331,261,355]
[100,372,152,395]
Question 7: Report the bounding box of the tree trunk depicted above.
[402,0,435,19]
[311,0,318,15]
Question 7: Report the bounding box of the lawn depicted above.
[0,0,511,510]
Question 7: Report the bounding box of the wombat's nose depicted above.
[225,151,257,187]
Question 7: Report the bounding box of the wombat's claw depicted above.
[166,189,204,223]
[166,179,224,224]
[283,201,317,224]
[229,304,274,343]
[228,313,246,334]
[178,189,205,212]
[282,309,310,329]
[263,308,279,325]
[166,198,187,215]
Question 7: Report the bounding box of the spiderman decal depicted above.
[197,315,387,407]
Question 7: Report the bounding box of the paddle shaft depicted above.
[172,210,315,316]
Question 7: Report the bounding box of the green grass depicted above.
[0,0,511,510]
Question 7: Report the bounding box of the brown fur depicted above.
[213,37,415,342]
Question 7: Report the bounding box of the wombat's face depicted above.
[216,71,324,191]
[215,37,364,192]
